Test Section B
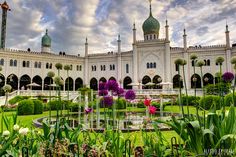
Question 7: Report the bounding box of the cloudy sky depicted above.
[3,0,236,55]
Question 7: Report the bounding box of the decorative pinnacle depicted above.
[118,34,120,41]
[85,37,88,44]
[0,1,11,11]
[133,22,136,29]
[148,0,152,16]
[46,29,48,35]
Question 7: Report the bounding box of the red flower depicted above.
[144,98,151,107]
[149,106,157,114]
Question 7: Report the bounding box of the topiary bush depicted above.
[68,102,84,112]
[47,100,62,111]
[17,99,34,115]
[137,100,145,108]
[224,93,236,106]
[115,98,126,109]
[9,96,30,105]
[151,101,160,108]
[177,95,201,106]
[33,99,43,114]
[199,95,221,110]
[205,83,230,95]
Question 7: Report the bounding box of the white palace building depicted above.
[0,1,236,94]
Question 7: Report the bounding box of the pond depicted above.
[33,111,182,132]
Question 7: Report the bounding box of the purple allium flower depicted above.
[85,108,93,114]
[105,80,119,91]
[98,90,108,96]
[102,96,113,107]
[112,87,124,97]
[125,90,136,100]
[222,72,234,82]
[99,82,107,90]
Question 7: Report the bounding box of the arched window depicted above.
[101,65,103,71]
[192,60,194,66]
[207,59,210,66]
[175,64,179,71]
[110,65,112,70]
[150,63,153,68]
[113,64,115,70]
[46,63,49,69]
[153,62,156,68]
[79,65,82,71]
[26,61,30,67]
[50,63,52,69]
[22,61,26,67]
[103,65,106,71]
[150,35,152,40]
[154,34,156,39]
[77,65,79,71]
[147,63,149,69]
[14,60,17,67]
[126,64,129,73]
[204,60,207,66]
[34,62,38,68]
[38,62,41,68]
[10,59,13,66]
[0,59,4,65]
[146,35,148,40]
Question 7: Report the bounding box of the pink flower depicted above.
[149,106,157,114]
[144,98,151,107]
[85,108,93,114]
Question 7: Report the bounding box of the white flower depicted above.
[19,128,29,135]
[13,124,20,131]
[2,130,10,136]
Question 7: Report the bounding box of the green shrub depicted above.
[199,95,221,110]
[9,96,30,105]
[137,100,145,108]
[115,98,126,109]
[68,102,84,112]
[151,101,160,108]
[47,100,62,110]
[224,93,236,106]
[33,99,43,114]
[205,83,230,95]
[17,99,34,115]
[177,95,201,106]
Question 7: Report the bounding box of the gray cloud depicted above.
[3,0,236,55]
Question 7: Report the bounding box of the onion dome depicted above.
[41,29,51,47]
[142,1,160,36]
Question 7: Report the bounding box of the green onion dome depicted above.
[41,29,51,47]
[142,3,160,36]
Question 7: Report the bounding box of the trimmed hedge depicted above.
[115,98,126,109]
[17,99,34,115]
[177,95,200,106]
[9,96,30,105]
[137,100,145,108]
[47,100,70,111]
[33,99,43,114]
[205,83,230,95]
[199,95,221,110]
[69,102,84,112]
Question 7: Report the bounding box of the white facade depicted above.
[0,4,235,92]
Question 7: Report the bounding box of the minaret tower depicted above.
[0,1,11,49]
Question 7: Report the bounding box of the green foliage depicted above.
[68,102,84,112]
[47,100,70,111]
[115,98,126,109]
[78,87,96,101]
[224,93,236,106]
[33,99,43,114]
[137,100,145,108]
[177,95,200,106]
[17,99,34,115]
[205,83,230,95]
[151,101,160,108]
[199,95,220,110]
[8,96,30,105]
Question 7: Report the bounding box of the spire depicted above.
[118,34,121,41]
[133,22,136,30]
[149,0,152,16]
[183,28,186,36]
[46,29,48,35]
[85,37,88,44]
